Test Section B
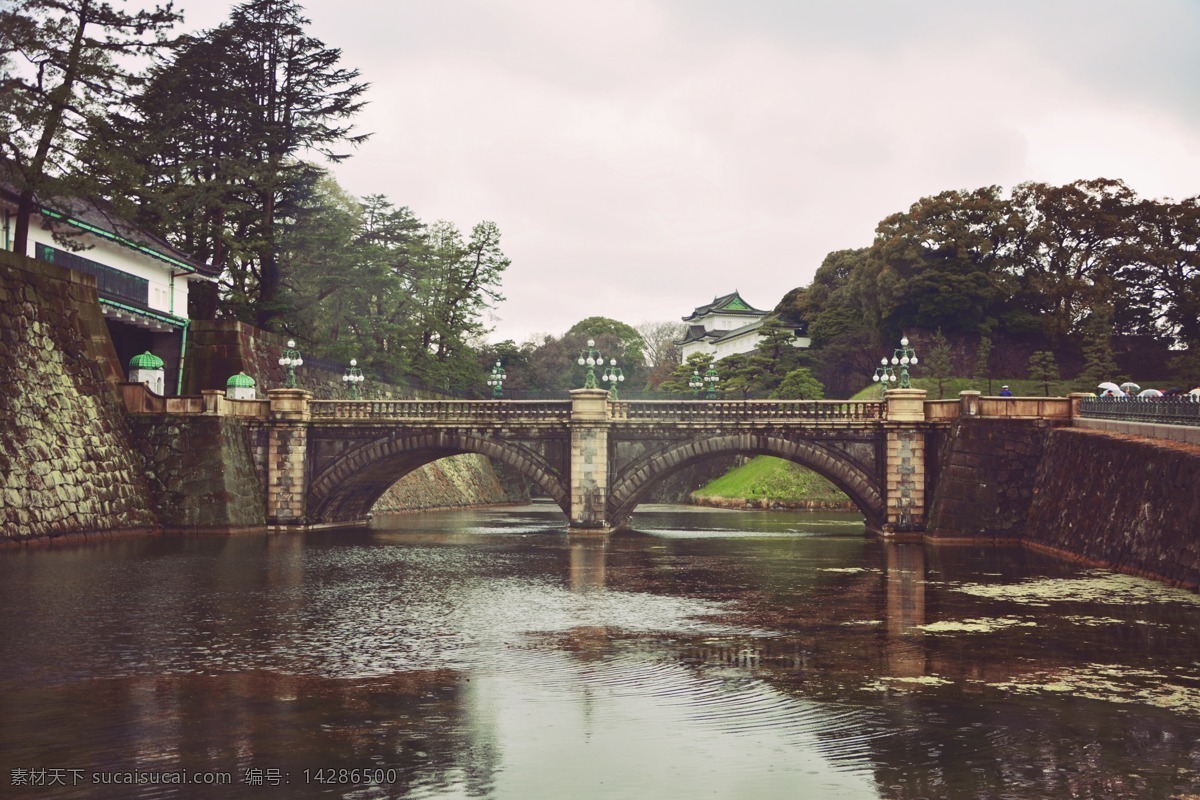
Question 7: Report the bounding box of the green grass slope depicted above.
[690,455,852,509]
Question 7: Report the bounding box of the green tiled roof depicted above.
[226,372,256,388]
[129,351,164,369]
[682,290,766,321]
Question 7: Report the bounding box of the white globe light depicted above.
[618,374,625,382]
[880,357,888,366]
[578,357,585,365]
[350,359,357,367]
[891,357,899,365]
[287,340,296,348]
[295,357,303,367]
[278,357,286,366]
[873,374,880,382]
[587,339,595,347]
[900,337,909,347]
[901,356,910,365]
[587,357,595,366]
[911,356,918,364]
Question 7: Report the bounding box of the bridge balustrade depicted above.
[309,399,573,423]
[1079,396,1200,427]
[612,399,885,423]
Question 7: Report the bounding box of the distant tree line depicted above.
[787,180,1200,396]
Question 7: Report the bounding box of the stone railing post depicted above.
[569,388,612,530]
[201,389,225,416]
[266,388,311,528]
[882,388,928,535]
[959,390,981,418]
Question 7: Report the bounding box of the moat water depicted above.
[2,503,1199,799]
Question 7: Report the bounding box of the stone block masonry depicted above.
[0,251,156,541]
[1024,428,1200,590]
[926,418,1061,540]
[126,415,266,530]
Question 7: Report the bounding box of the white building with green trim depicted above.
[1,186,218,395]
[676,290,810,363]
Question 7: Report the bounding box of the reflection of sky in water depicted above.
[431,648,881,800]
[5,505,1200,799]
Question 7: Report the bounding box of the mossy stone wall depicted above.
[0,251,156,540]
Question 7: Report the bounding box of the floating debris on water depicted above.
[917,617,1037,634]
[990,664,1200,715]
[951,571,1200,607]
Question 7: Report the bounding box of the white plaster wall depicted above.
[0,203,197,320]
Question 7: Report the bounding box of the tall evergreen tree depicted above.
[973,333,993,395]
[0,0,179,255]
[1078,304,1120,389]
[1028,351,1061,397]
[110,0,368,329]
[925,329,954,399]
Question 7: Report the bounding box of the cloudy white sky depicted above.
[178,0,1200,344]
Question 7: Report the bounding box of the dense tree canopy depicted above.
[793,180,1200,393]
[0,0,179,255]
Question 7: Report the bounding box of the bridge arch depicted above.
[606,433,884,530]
[306,430,569,524]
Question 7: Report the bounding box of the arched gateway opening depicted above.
[606,434,884,531]
[306,431,570,524]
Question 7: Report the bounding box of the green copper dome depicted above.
[129,351,164,369]
[226,372,256,388]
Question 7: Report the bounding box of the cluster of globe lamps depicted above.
[872,336,918,395]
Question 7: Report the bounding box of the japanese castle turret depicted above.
[226,372,257,400]
[128,351,165,395]
[675,290,809,363]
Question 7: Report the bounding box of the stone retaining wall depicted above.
[373,454,528,514]
[0,251,156,540]
[1023,429,1200,589]
[126,415,266,530]
[926,418,1061,540]
[928,418,1200,588]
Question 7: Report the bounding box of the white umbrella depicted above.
[1137,388,1163,398]
[1098,382,1124,395]
[1119,381,1141,393]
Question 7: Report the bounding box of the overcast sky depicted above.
[177,0,1200,344]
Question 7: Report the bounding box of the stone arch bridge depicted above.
[250,387,943,533]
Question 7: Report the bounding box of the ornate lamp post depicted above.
[872,358,897,398]
[576,339,603,389]
[889,336,918,389]
[278,339,303,388]
[486,360,507,398]
[342,358,365,399]
[688,369,704,398]
[602,358,625,399]
[704,365,720,399]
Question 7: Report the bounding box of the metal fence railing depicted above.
[1078,396,1200,427]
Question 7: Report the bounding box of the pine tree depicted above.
[0,0,179,255]
[1078,305,1120,390]
[1028,351,1060,397]
[973,334,993,395]
[926,329,954,399]
[110,0,368,329]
